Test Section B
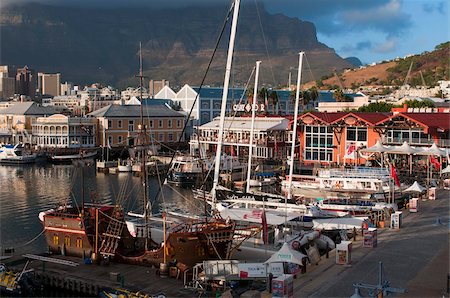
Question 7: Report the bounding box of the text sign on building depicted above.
[238,263,267,278]
[233,103,265,112]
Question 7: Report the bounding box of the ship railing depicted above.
[323,167,390,179]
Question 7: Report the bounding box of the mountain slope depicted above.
[0,3,353,88]
[312,42,449,89]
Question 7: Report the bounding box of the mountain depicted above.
[0,3,354,89]
[311,42,449,89]
[344,57,363,67]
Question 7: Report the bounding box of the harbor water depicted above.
[0,162,199,256]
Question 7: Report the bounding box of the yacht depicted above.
[0,144,36,164]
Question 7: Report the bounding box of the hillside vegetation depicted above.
[307,42,449,89]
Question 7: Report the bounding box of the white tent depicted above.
[441,165,450,174]
[386,141,419,155]
[415,143,446,156]
[361,140,390,153]
[403,181,426,193]
[312,217,366,231]
[264,242,307,266]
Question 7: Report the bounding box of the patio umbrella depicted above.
[442,165,450,174]
[386,142,419,175]
[403,181,426,193]
[264,242,307,266]
[415,143,446,157]
[360,141,390,166]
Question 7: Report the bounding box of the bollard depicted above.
[301,258,307,274]
[326,242,329,259]
[353,227,357,241]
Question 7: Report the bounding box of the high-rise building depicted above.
[60,82,74,96]
[0,66,15,100]
[16,66,36,99]
[38,73,61,96]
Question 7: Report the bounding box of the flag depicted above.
[230,145,235,157]
[430,155,441,170]
[261,209,268,245]
[391,165,400,187]
[344,143,356,160]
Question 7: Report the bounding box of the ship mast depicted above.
[211,0,241,202]
[246,61,261,194]
[286,52,304,223]
[135,42,150,248]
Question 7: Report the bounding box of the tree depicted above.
[309,86,319,107]
[301,91,311,110]
[246,87,254,104]
[357,102,394,112]
[268,90,279,114]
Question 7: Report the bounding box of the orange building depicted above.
[292,110,450,166]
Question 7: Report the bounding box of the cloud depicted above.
[423,1,447,14]
[340,41,372,53]
[372,38,398,53]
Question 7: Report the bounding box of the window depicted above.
[108,136,113,146]
[128,120,134,132]
[345,127,367,153]
[149,120,154,128]
[117,120,122,128]
[168,120,172,128]
[158,120,163,128]
[64,236,71,247]
[76,238,82,248]
[177,119,181,128]
[159,133,164,141]
[304,125,334,162]
[168,133,173,142]
[118,136,123,144]
[53,234,59,245]
[107,120,112,128]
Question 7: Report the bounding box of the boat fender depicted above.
[291,241,300,250]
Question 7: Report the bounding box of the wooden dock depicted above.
[4,254,188,297]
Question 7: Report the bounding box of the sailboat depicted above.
[39,0,259,268]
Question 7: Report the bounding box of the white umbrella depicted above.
[361,141,390,153]
[386,141,419,155]
[415,143,446,156]
[403,181,426,193]
[264,242,307,266]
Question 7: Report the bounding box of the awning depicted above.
[216,203,299,225]
[312,217,366,230]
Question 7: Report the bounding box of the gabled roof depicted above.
[87,104,184,118]
[154,86,176,99]
[332,112,392,125]
[380,112,450,132]
[0,102,56,115]
[293,112,347,125]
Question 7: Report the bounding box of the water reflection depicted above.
[0,163,199,255]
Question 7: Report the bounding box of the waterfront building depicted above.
[43,94,83,116]
[121,87,150,102]
[15,66,36,100]
[0,102,56,144]
[33,114,96,149]
[80,85,121,113]
[292,109,450,166]
[87,104,185,148]
[38,73,61,97]
[190,116,289,159]
[317,92,370,112]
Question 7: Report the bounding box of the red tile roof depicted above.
[392,113,450,131]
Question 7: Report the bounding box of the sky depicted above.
[3,0,449,64]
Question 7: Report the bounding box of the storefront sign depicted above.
[238,263,266,278]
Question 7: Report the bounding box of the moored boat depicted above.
[0,144,36,164]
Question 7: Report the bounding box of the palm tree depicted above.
[309,86,319,108]
[301,91,311,111]
[247,87,254,104]
[268,90,279,114]
[333,88,345,102]
[258,87,269,112]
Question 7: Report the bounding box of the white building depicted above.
[190,116,289,159]
[317,92,370,112]
[33,114,96,148]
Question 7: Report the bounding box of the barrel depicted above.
[159,263,169,278]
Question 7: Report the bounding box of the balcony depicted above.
[382,137,450,148]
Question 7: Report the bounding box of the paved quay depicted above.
[293,189,449,297]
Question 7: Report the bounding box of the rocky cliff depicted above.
[0,3,353,88]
